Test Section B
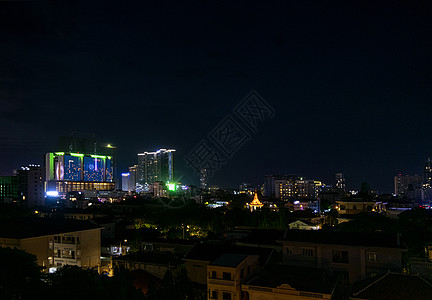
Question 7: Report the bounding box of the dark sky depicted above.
[1,1,432,193]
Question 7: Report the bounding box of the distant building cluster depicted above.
[394,158,432,202]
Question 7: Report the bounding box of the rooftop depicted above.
[246,265,335,295]
[184,243,273,265]
[352,272,432,300]
[209,253,248,267]
[279,229,404,248]
[0,218,101,239]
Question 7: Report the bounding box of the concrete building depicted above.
[0,175,19,203]
[336,199,386,215]
[137,149,175,186]
[278,230,406,283]
[15,165,44,207]
[243,265,335,300]
[394,174,423,197]
[207,253,259,300]
[0,218,101,273]
[275,178,324,201]
[45,152,115,196]
[335,172,346,191]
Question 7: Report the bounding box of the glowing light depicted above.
[70,153,84,157]
[91,155,106,159]
[46,191,59,197]
[55,152,65,156]
[167,182,176,191]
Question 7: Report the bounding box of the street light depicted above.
[119,239,127,255]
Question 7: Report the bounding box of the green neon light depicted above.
[167,183,176,191]
[91,155,106,159]
[55,152,65,156]
[107,156,112,160]
[70,153,84,157]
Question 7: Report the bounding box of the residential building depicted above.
[335,172,346,191]
[288,220,321,230]
[242,265,335,300]
[394,174,423,197]
[128,165,138,192]
[264,174,298,198]
[0,175,19,203]
[137,149,175,186]
[0,218,101,272]
[207,253,259,300]
[278,230,406,283]
[184,243,273,298]
[336,199,386,215]
[15,164,44,207]
[121,173,130,192]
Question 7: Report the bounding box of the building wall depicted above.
[20,236,53,269]
[207,255,259,300]
[281,242,404,283]
[242,285,332,300]
[185,259,210,285]
[1,228,101,272]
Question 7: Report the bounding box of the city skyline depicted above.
[1,1,432,192]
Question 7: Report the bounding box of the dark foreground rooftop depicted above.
[279,229,404,248]
[0,217,101,239]
[352,272,432,300]
[246,265,335,295]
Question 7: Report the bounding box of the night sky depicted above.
[1,1,432,193]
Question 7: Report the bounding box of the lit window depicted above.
[332,250,349,263]
[367,252,377,262]
[302,248,314,256]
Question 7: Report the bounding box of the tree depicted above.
[0,247,44,300]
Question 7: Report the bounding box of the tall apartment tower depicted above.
[424,158,432,188]
[264,175,299,198]
[15,165,44,207]
[137,149,175,186]
[200,168,208,190]
[128,165,138,192]
[394,174,423,196]
[335,173,346,191]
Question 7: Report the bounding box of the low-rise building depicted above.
[0,218,101,272]
[242,265,335,300]
[336,199,386,215]
[288,220,321,230]
[278,230,406,283]
[207,253,259,300]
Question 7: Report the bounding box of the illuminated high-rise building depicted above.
[335,173,346,191]
[128,165,138,191]
[424,158,432,187]
[137,149,175,185]
[122,173,130,192]
[394,174,422,196]
[0,176,19,203]
[58,136,119,189]
[45,152,115,195]
[200,168,208,189]
[15,165,44,207]
[265,175,299,199]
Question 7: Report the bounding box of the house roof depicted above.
[113,251,183,266]
[246,265,335,295]
[279,229,404,248]
[184,243,273,265]
[352,272,432,300]
[209,253,249,267]
[0,218,101,239]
